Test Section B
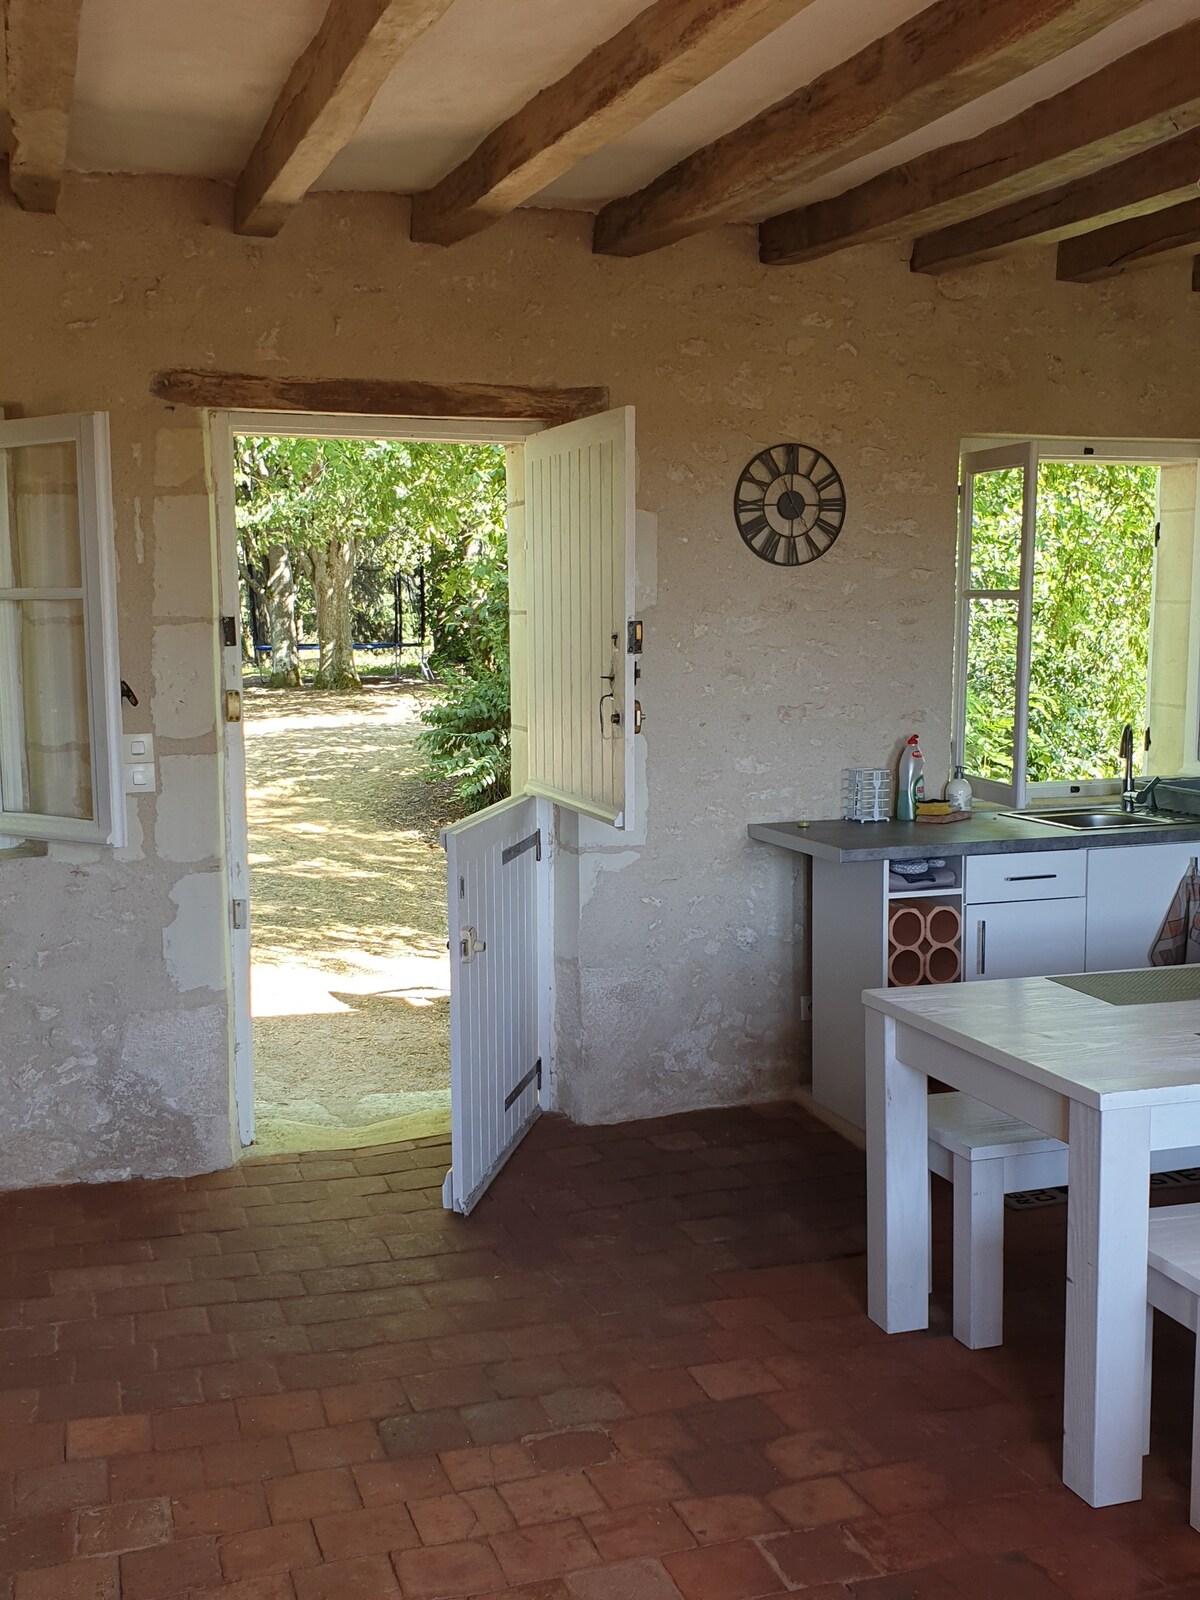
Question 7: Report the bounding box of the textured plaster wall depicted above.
[1,175,1199,1178]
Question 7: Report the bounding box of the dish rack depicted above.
[842,767,892,823]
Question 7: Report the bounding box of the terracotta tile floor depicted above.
[1,1103,1200,1598]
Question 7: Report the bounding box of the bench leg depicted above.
[1192,1328,1200,1532]
[952,1151,1005,1349]
[1144,1304,1154,1456]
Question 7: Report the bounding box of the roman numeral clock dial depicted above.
[734,443,846,568]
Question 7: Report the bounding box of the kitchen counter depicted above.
[746,813,1200,864]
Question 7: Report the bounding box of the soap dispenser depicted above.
[945,764,973,814]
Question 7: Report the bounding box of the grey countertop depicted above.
[746,812,1200,863]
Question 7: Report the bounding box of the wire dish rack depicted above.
[842,767,892,823]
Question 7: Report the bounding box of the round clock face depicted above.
[734,442,846,567]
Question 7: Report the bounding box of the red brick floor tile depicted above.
[354,1455,454,1504]
[565,1557,686,1598]
[410,1489,513,1544]
[312,1502,420,1559]
[582,1504,696,1562]
[294,1553,401,1598]
[201,1435,295,1486]
[586,1458,691,1510]
[462,1398,552,1446]
[238,1391,325,1436]
[150,1400,239,1450]
[65,1413,151,1459]
[290,1420,383,1471]
[440,1443,536,1490]
[0,1509,73,1574]
[850,1510,967,1573]
[608,1416,697,1460]
[120,1535,223,1599]
[529,1430,616,1472]
[500,1469,607,1526]
[765,1474,869,1529]
[614,1369,707,1416]
[76,1498,171,1556]
[109,1448,205,1501]
[673,1449,782,1499]
[540,1388,631,1428]
[265,1467,361,1522]
[764,1428,868,1481]
[1023,1536,1166,1598]
[672,1494,784,1545]
[12,1557,119,1599]
[0,1429,62,1474]
[687,1362,782,1403]
[219,1519,321,1579]
[320,1380,406,1424]
[378,1408,471,1456]
[173,1482,271,1537]
[491,1519,603,1583]
[12,1459,108,1514]
[662,1538,788,1599]
[394,1538,506,1598]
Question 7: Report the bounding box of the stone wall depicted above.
[1,173,1198,1182]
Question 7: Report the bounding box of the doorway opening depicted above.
[228,424,516,1154]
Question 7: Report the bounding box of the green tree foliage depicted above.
[233,434,512,807]
[965,462,1157,784]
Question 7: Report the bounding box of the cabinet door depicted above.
[964,898,1086,982]
[1085,844,1199,972]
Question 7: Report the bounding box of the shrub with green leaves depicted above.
[418,659,511,811]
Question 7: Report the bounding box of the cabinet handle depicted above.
[1004,872,1057,882]
[976,919,987,976]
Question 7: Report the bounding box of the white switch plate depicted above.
[122,733,157,794]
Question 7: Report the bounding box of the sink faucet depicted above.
[1119,724,1137,811]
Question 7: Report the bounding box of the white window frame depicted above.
[955,435,1200,811]
[0,413,124,846]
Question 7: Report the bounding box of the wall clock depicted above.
[734,442,846,567]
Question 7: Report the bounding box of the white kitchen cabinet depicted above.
[1085,843,1198,971]
[963,895,1087,981]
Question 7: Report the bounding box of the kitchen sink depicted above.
[1004,808,1196,830]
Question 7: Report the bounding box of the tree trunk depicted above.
[308,537,360,690]
[264,543,302,687]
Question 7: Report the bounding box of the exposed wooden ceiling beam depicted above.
[912,128,1200,274]
[411,0,818,247]
[234,0,454,238]
[3,0,84,212]
[760,17,1200,267]
[151,369,609,424]
[592,0,1145,258]
[1056,196,1200,282]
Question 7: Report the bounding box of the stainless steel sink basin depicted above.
[1005,808,1191,830]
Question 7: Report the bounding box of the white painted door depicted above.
[442,795,548,1215]
[964,897,1087,981]
[524,406,638,828]
[1086,844,1200,971]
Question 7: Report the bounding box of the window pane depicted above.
[969,466,1024,591]
[0,598,92,820]
[1026,462,1156,783]
[2,442,83,589]
[965,595,1018,783]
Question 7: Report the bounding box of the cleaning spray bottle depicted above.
[897,735,925,822]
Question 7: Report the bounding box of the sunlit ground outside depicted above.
[245,683,463,1153]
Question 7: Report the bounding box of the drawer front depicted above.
[965,849,1086,904]
[963,896,1087,982]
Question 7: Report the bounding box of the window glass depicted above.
[964,595,1018,783]
[969,467,1024,591]
[3,443,83,588]
[13,599,91,819]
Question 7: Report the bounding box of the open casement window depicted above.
[954,442,1037,811]
[0,414,124,846]
[523,406,638,828]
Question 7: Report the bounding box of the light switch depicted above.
[122,734,157,795]
[123,733,155,764]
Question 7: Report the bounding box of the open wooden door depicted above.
[442,405,638,1211]
[442,796,546,1215]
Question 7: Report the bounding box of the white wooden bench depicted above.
[1146,1202,1200,1531]
[928,1092,1200,1349]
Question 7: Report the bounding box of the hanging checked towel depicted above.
[1150,859,1200,965]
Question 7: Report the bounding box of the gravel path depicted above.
[244,682,462,1152]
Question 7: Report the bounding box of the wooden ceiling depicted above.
[3,0,1199,285]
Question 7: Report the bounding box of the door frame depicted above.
[207,408,545,1147]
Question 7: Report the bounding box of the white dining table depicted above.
[863,970,1200,1509]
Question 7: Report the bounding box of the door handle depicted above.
[459,926,486,963]
[976,919,986,977]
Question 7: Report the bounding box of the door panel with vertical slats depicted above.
[524,407,636,827]
[442,795,542,1215]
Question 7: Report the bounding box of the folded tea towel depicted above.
[890,858,947,881]
[1150,860,1200,965]
[889,867,956,892]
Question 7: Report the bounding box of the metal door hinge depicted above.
[224,690,242,723]
[231,899,248,930]
[502,829,542,866]
[504,1057,542,1111]
[627,620,643,654]
[221,615,238,647]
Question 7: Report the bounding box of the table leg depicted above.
[866,1009,929,1333]
[1062,1100,1151,1507]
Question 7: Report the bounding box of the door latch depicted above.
[459,926,486,963]
[231,899,248,930]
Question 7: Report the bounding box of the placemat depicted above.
[1051,967,1200,1006]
